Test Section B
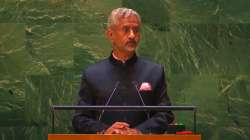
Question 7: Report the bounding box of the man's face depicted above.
[107,15,141,54]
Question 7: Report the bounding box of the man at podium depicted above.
[72,8,174,135]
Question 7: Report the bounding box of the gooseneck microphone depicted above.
[98,81,120,121]
[132,81,150,120]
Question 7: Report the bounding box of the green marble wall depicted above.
[0,0,250,140]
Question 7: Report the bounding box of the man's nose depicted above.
[128,29,135,39]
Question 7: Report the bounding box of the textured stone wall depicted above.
[0,0,250,140]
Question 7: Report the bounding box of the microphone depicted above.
[132,81,150,120]
[98,81,120,121]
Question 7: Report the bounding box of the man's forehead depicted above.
[118,16,140,25]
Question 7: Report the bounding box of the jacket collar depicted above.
[109,52,137,66]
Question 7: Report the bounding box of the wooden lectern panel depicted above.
[48,134,201,140]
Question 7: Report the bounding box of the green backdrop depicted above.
[0,0,250,140]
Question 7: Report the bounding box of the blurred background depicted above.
[0,0,250,140]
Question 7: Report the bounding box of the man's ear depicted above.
[106,28,113,40]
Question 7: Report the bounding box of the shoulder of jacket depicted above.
[84,58,109,74]
[138,57,163,70]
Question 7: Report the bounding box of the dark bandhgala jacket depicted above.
[72,54,174,134]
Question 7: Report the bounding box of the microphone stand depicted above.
[98,81,120,121]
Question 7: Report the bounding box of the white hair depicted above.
[107,8,141,28]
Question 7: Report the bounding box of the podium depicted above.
[48,134,201,140]
[50,105,200,140]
